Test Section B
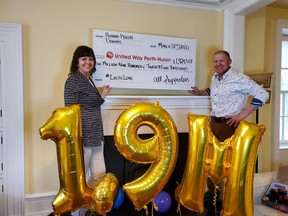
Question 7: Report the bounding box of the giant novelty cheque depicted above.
[92,29,196,90]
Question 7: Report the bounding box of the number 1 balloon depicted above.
[39,105,118,215]
[39,105,93,214]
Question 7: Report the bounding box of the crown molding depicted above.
[120,0,232,10]
[120,0,277,11]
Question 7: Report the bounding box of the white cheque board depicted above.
[92,29,196,90]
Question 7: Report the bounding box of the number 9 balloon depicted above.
[114,102,179,211]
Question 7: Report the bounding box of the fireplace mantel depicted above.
[101,95,211,135]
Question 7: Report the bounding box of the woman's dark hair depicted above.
[69,45,96,75]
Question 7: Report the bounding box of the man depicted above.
[191,50,269,141]
[191,50,269,215]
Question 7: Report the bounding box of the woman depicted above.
[64,45,112,216]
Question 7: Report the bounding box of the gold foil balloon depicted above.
[114,102,179,211]
[176,114,266,216]
[175,115,209,213]
[39,105,93,214]
[221,120,265,216]
[88,173,119,216]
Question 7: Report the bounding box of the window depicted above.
[280,35,288,149]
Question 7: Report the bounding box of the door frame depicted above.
[0,22,25,215]
[273,19,288,170]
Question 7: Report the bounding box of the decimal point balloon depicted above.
[89,173,119,215]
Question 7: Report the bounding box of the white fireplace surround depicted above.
[101,95,212,135]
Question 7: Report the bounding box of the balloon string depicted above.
[151,201,154,216]
[86,211,91,216]
[213,185,220,214]
[176,203,182,216]
[144,205,149,216]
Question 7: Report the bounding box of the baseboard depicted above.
[25,192,56,216]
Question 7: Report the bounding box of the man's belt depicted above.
[210,116,229,123]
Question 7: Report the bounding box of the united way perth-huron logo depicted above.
[106,51,114,59]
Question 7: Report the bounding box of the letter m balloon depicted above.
[176,114,266,216]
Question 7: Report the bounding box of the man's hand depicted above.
[227,104,259,127]
[226,114,244,127]
[190,86,208,96]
